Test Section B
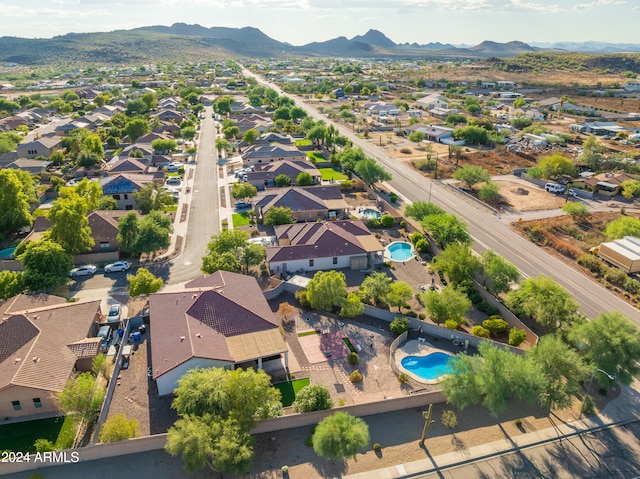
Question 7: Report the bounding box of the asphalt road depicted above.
[416,421,640,479]
[243,68,640,323]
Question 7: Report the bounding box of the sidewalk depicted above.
[343,379,640,479]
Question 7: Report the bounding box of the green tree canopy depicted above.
[124,118,151,143]
[58,372,106,422]
[620,180,640,199]
[340,292,364,318]
[296,171,314,186]
[151,138,178,153]
[264,206,295,226]
[404,201,445,221]
[134,183,175,215]
[202,229,265,274]
[421,213,471,247]
[431,243,480,287]
[453,125,489,145]
[506,275,581,335]
[306,270,347,311]
[274,174,291,187]
[215,137,231,156]
[386,281,413,311]
[408,130,426,145]
[117,212,140,255]
[242,128,259,145]
[538,153,576,180]
[354,157,392,186]
[127,267,164,296]
[422,285,471,325]
[358,271,391,307]
[0,169,33,236]
[293,385,333,413]
[19,239,73,292]
[481,249,520,294]
[312,412,370,462]
[604,216,640,240]
[452,165,490,188]
[231,182,258,200]
[46,195,94,255]
[569,312,640,387]
[579,135,605,171]
[131,211,173,255]
[562,202,590,222]
[0,270,25,301]
[99,414,140,443]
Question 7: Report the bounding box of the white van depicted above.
[545,183,565,194]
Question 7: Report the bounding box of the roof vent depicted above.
[32,356,40,363]
[196,333,202,338]
[180,336,185,342]
[14,358,21,363]
[33,315,38,320]
[192,294,198,299]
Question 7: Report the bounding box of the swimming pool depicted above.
[401,352,456,381]
[386,241,414,262]
[361,208,381,220]
[0,247,16,259]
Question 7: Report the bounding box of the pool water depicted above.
[387,241,414,262]
[401,352,456,380]
[361,208,381,219]
[0,247,16,259]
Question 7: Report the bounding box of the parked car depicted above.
[166,162,182,172]
[545,183,566,194]
[235,201,253,210]
[70,264,97,277]
[166,177,182,186]
[107,304,122,323]
[104,261,131,273]
[568,188,578,198]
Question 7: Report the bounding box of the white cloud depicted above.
[0,4,109,18]
[574,0,626,10]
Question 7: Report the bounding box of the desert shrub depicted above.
[415,239,430,253]
[367,218,382,229]
[468,292,483,304]
[389,316,410,335]
[476,302,499,315]
[441,410,458,429]
[389,193,398,203]
[349,370,363,383]
[305,436,313,446]
[445,319,460,330]
[397,373,409,384]
[508,327,527,346]
[604,267,628,287]
[405,310,418,318]
[372,443,382,451]
[399,147,411,154]
[418,313,426,320]
[624,277,640,295]
[415,157,436,171]
[400,220,407,228]
[472,325,490,338]
[582,395,595,416]
[348,352,359,365]
[482,317,509,334]
[577,253,604,275]
[295,289,311,308]
[551,238,583,259]
[410,232,424,244]
[380,214,395,228]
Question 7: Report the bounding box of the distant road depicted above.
[243,67,639,323]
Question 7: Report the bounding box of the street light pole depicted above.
[579,367,615,419]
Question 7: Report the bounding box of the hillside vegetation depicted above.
[485,52,640,75]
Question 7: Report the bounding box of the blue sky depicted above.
[1,0,637,46]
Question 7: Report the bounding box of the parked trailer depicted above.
[590,236,640,274]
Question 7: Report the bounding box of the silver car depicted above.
[70,264,97,277]
[104,261,131,273]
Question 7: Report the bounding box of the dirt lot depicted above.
[495,180,565,212]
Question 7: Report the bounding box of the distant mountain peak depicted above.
[351,29,396,48]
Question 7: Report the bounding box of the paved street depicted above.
[414,421,640,479]
[243,67,639,323]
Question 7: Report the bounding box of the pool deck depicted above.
[394,339,455,385]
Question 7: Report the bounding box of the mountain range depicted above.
[1,24,639,66]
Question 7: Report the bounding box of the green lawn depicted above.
[296,139,312,147]
[306,151,326,163]
[232,212,251,227]
[318,168,348,182]
[0,416,76,453]
[166,172,183,177]
[297,330,319,337]
[274,378,310,407]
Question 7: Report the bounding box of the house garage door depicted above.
[349,256,367,270]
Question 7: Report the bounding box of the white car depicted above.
[70,264,97,277]
[166,177,182,186]
[104,261,131,273]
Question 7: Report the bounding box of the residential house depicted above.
[234,116,273,136]
[364,103,400,117]
[229,101,264,115]
[149,271,289,396]
[119,144,154,160]
[572,172,635,196]
[106,157,149,176]
[241,144,306,167]
[254,185,349,222]
[86,210,138,255]
[100,173,163,210]
[153,109,185,124]
[406,124,455,143]
[246,160,321,190]
[267,220,383,275]
[0,116,28,132]
[16,136,62,159]
[623,82,640,92]
[5,158,52,174]
[136,132,170,146]
[415,92,449,111]
[0,294,102,421]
